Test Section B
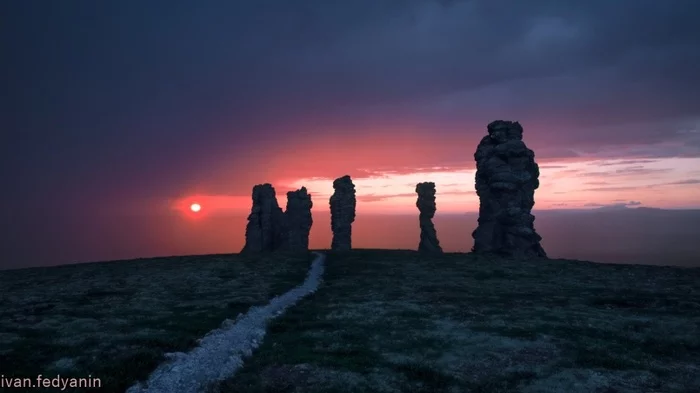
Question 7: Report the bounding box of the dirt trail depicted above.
[126,252,325,393]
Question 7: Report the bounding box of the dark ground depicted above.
[1,250,698,393]
[216,250,700,393]
[0,252,313,393]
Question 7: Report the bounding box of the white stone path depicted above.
[126,252,326,393]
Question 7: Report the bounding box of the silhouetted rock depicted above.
[416,182,443,253]
[472,121,547,258]
[285,187,313,252]
[241,183,286,253]
[329,175,356,251]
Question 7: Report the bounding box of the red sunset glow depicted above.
[5,0,700,270]
[172,156,700,217]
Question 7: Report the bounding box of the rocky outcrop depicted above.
[241,183,287,253]
[472,120,547,258]
[285,187,313,252]
[416,182,443,253]
[329,175,356,251]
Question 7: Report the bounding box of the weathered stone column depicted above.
[329,175,356,251]
[472,121,547,258]
[285,187,313,252]
[416,182,443,253]
[241,183,286,253]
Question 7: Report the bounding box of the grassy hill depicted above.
[220,250,700,393]
[2,250,699,392]
[0,253,313,393]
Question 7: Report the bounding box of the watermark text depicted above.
[1,375,101,390]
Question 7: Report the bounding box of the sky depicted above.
[2,0,700,268]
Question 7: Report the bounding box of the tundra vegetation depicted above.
[215,250,700,393]
[2,251,699,393]
[0,253,312,393]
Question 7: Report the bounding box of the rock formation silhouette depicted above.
[416,182,443,253]
[472,120,547,258]
[284,187,313,252]
[329,175,356,251]
[241,183,287,253]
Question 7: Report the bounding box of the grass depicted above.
[2,249,699,393]
[0,252,313,393]
[213,250,700,393]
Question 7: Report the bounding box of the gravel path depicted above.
[126,252,326,393]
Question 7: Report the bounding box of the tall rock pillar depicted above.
[329,175,356,251]
[241,183,286,253]
[472,121,547,258]
[416,182,443,253]
[285,187,313,252]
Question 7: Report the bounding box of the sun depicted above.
[190,203,201,213]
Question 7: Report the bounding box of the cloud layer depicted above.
[2,0,700,266]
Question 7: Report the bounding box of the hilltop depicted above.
[2,250,699,392]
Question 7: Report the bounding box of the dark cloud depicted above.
[295,0,700,112]
[558,168,583,174]
[357,190,474,203]
[575,167,672,178]
[614,166,672,175]
[571,131,700,160]
[370,164,475,176]
[582,186,643,192]
[660,179,700,186]
[595,160,659,166]
[576,171,613,178]
[2,0,700,212]
[357,193,415,203]
[584,201,642,208]
[580,178,700,192]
